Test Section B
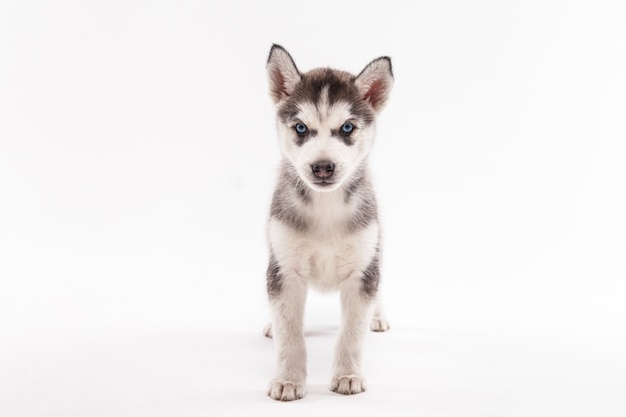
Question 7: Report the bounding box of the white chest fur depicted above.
[268,188,379,291]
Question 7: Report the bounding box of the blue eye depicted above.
[295,123,308,134]
[341,122,354,134]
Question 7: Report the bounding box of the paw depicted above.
[268,380,305,401]
[330,375,367,395]
[370,317,390,332]
[263,323,273,338]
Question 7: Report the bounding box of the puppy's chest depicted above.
[301,197,360,283]
[270,187,379,289]
[305,191,354,228]
[272,220,379,290]
[302,234,363,288]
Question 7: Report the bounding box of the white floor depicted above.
[1,188,624,416]
[1,1,625,416]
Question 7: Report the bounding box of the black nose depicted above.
[311,161,335,179]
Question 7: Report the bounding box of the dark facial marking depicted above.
[278,101,300,123]
[294,128,317,146]
[348,99,375,125]
[276,68,375,126]
[330,128,355,146]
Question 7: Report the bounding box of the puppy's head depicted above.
[267,45,393,192]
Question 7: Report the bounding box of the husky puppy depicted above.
[264,44,393,401]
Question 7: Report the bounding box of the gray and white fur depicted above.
[264,44,393,401]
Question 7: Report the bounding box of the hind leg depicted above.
[370,298,390,332]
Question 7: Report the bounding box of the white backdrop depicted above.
[1,1,625,416]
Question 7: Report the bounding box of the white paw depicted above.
[263,323,273,338]
[330,375,367,395]
[268,380,305,401]
[370,317,390,332]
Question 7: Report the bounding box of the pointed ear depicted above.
[266,44,301,104]
[355,57,394,112]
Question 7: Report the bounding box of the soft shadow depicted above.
[304,326,338,338]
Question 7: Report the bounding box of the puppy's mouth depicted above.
[307,177,342,192]
[312,179,336,186]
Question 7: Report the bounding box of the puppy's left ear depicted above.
[355,57,394,112]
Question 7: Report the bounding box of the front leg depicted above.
[266,255,308,401]
[331,276,376,395]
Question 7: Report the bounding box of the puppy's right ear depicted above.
[267,44,301,104]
